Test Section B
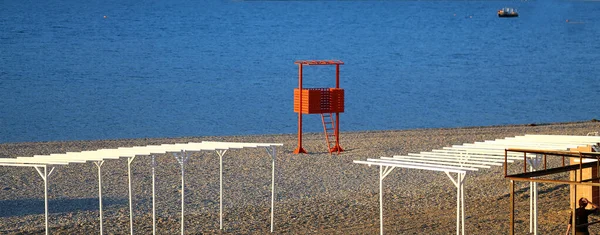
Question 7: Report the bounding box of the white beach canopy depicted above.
[0,141,283,235]
[354,134,600,235]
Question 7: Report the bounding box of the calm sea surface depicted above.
[1,0,599,143]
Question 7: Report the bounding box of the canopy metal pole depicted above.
[266,146,277,233]
[529,177,538,235]
[445,171,465,235]
[460,173,465,235]
[127,156,136,235]
[456,173,460,235]
[44,167,49,235]
[534,181,538,233]
[174,150,189,235]
[527,156,540,235]
[181,155,185,235]
[220,150,223,230]
[378,166,395,235]
[215,150,227,230]
[379,166,384,235]
[34,166,50,235]
[151,154,156,235]
[181,153,185,235]
[510,180,514,235]
[94,161,105,235]
[529,180,533,233]
[34,166,54,235]
[572,183,577,235]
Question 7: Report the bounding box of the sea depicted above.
[1,0,599,143]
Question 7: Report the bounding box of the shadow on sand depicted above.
[0,197,127,217]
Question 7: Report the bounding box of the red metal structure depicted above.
[293,60,345,154]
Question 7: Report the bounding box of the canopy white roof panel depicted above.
[355,134,600,173]
[0,141,283,166]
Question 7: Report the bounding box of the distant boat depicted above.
[498,8,518,18]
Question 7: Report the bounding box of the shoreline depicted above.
[2,119,598,146]
[1,120,599,234]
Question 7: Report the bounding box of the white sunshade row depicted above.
[0,141,283,166]
[384,156,493,168]
[354,134,600,235]
[354,135,600,172]
[353,160,467,174]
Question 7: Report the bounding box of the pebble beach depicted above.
[1,120,600,234]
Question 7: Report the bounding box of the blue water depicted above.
[1,0,599,143]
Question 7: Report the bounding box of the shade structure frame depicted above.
[216,149,227,230]
[34,165,55,235]
[354,134,600,235]
[414,151,521,162]
[0,141,283,235]
[151,154,157,235]
[361,163,467,235]
[93,160,106,235]
[127,156,136,235]
[387,156,496,168]
[173,150,189,235]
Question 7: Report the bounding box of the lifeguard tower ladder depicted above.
[293,60,345,154]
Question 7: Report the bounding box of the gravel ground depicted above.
[1,120,599,234]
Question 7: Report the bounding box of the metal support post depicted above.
[461,173,465,235]
[174,151,189,235]
[294,63,307,154]
[94,161,105,235]
[127,156,136,235]
[334,64,341,153]
[378,166,395,235]
[445,171,465,235]
[534,181,538,232]
[572,184,577,235]
[215,150,227,230]
[530,180,533,233]
[34,166,55,235]
[510,180,514,235]
[151,155,156,235]
[527,154,541,235]
[44,166,49,235]
[265,146,277,233]
[331,113,343,154]
[528,177,539,234]
[456,173,460,235]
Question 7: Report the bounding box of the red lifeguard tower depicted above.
[293,60,345,154]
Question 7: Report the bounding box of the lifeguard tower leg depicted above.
[294,63,307,154]
[294,146,307,154]
[294,112,307,154]
[330,112,343,154]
